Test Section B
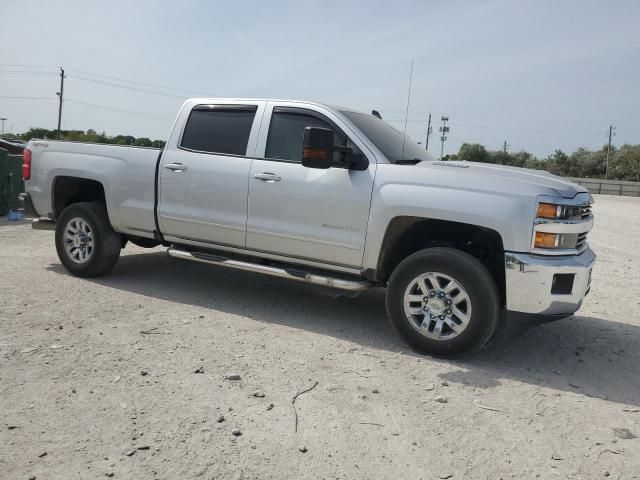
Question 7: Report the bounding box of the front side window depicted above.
[181,106,257,155]
[265,109,346,162]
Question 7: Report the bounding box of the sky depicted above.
[1,0,639,157]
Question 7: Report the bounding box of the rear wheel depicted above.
[55,202,121,277]
[386,247,499,357]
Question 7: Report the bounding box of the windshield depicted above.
[340,110,434,163]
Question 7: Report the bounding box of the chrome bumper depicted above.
[505,247,595,315]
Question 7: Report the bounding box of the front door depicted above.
[246,105,376,268]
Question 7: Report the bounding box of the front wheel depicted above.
[55,202,122,277]
[386,247,499,357]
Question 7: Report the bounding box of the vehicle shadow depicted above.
[48,250,640,407]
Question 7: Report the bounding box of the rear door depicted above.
[246,103,376,268]
[158,102,265,247]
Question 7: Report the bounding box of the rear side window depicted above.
[265,110,346,162]
[180,106,257,155]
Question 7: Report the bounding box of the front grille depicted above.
[576,232,588,251]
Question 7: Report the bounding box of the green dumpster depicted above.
[0,148,24,216]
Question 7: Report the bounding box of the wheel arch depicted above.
[375,216,506,306]
[52,176,107,220]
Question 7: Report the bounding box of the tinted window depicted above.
[265,111,346,162]
[181,106,256,155]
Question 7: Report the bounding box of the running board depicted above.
[31,218,56,230]
[167,247,373,292]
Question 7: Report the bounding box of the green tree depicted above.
[609,145,640,181]
[457,143,489,163]
[487,150,512,165]
[570,147,607,178]
[17,128,164,148]
[133,137,153,147]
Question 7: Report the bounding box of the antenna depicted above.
[400,60,414,159]
[425,113,432,151]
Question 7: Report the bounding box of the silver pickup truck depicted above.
[20,98,595,357]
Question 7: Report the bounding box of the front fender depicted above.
[362,172,536,271]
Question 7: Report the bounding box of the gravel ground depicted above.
[1,194,639,480]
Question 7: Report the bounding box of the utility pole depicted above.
[605,124,615,179]
[425,113,432,151]
[56,67,65,139]
[439,116,450,160]
[503,140,508,154]
[0,117,6,137]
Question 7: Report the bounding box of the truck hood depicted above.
[416,160,587,199]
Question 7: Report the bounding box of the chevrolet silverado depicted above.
[20,98,595,356]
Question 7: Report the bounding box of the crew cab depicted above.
[20,98,596,357]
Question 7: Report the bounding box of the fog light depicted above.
[551,273,574,294]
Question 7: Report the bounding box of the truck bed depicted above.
[26,140,161,238]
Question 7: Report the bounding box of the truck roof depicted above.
[184,97,367,115]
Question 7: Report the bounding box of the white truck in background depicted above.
[20,98,595,357]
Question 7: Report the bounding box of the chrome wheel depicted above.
[403,272,472,340]
[63,217,94,264]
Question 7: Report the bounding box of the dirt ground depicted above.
[1,194,639,480]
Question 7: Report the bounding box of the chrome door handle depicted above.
[164,163,188,172]
[253,172,281,182]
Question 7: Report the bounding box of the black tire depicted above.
[55,202,122,277]
[386,247,499,358]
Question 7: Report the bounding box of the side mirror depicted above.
[302,127,333,169]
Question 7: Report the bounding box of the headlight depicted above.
[536,203,561,219]
[532,194,593,254]
[536,202,584,221]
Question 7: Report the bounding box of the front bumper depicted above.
[505,247,595,315]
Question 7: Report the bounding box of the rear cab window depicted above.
[180,105,257,156]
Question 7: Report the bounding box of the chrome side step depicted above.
[32,218,56,230]
[167,247,373,292]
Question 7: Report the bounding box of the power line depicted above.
[0,71,59,76]
[68,74,191,99]
[3,67,215,99]
[0,63,58,69]
[65,68,213,97]
[3,65,216,97]
[65,98,174,122]
[379,109,616,129]
[448,121,602,135]
[384,117,605,134]
[0,96,56,100]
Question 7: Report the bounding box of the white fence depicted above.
[568,177,640,197]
